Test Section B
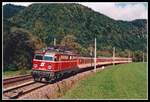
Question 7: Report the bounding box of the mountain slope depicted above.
[9,3,147,51]
[3,4,26,19]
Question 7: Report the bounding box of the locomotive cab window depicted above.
[34,54,43,60]
[44,55,54,61]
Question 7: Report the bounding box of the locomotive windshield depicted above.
[43,55,53,61]
[34,54,43,60]
[34,54,54,61]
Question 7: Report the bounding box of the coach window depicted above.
[34,54,43,60]
[71,56,74,60]
[54,57,59,61]
[70,56,73,60]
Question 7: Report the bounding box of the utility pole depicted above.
[54,38,56,46]
[113,47,115,66]
[90,47,93,67]
[143,53,144,62]
[94,38,97,72]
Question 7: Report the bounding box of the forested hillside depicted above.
[3,4,26,19]
[3,3,147,71]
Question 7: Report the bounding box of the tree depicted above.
[60,34,78,49]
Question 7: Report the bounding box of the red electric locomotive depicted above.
[31,47,79,82]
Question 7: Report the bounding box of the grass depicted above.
[3,69,32,78]
[61,62,148,99]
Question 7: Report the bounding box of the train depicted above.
[31,46,132,82]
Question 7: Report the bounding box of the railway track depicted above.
[3,81,48,99]
[3,74,33,89]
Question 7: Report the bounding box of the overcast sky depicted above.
[2,2,148,21]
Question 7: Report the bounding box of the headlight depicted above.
[33,64,37,68]
[48,65,52,70]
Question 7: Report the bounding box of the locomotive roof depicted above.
[35,49,77,56]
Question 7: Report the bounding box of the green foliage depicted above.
[19,68,28,75]
[60,34,77,49]
[132,50,147,62]
[3,4,25,19]
[3,70,32,78]
[7,3,147,52]
[60,35,90,56]
[3,23,45,71]
[97,50,112,57]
